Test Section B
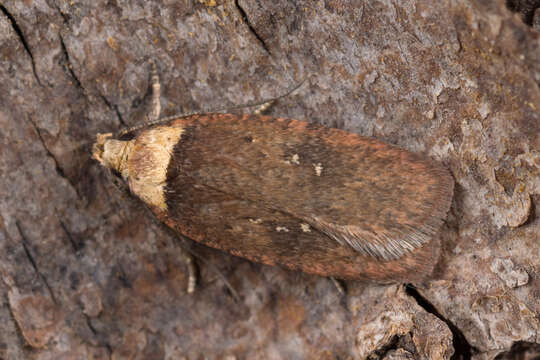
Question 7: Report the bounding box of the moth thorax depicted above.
[92,133,134,180]
[93,126,185,211]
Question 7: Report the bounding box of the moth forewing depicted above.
[93,113,453,282]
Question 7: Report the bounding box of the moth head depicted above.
[92,133,134,180]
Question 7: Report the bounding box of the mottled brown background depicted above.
[0,0,538,359]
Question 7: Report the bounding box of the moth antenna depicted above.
[117,76,307,138]
[117,59,162,138]
[253,99,275,115]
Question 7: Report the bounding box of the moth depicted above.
[93,63,454,283]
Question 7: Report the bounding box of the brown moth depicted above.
[93,64,454,283]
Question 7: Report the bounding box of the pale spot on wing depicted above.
[300,223,311,232]
[313,163,323,176]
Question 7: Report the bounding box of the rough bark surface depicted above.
[0,0,538,359]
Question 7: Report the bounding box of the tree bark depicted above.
[0,0,538,359]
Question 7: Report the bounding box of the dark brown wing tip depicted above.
[310,163,454,261]
[379,164,454,260]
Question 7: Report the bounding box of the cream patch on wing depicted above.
[127,126,184,210]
